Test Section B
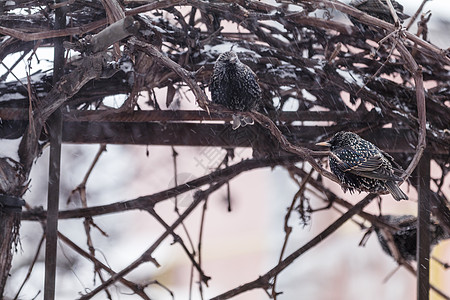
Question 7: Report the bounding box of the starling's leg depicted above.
[232,114,242,130]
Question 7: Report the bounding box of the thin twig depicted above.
[197,197,209,300]
[394,40,427,181]
[405,0,430,30]
[250,111,341,185]
[129,37,209,109]
[66,144,111,295]
[13,233,45,300]
[57,232,152,300]
[146,208,211,284]
[22,156,301,220]
[78,180,227,299]
[432,256,450,270]
[272,169,313,299]
[356,38,399,95]
[67,144,107,204]
[211,194,377,300]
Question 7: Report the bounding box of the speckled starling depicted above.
[316,131,408,201]
[349,0,409,32]
[374,214,450,261]
[210,51,262,130]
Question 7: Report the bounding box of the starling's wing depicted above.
[381,214,416,227]
[356,0,394,14]
[396,215,417,227]
[243,66,261,92]
[209,73,221,103]
[349,0,368,7]
[244,64,258,80]
[331,147,402,181]
[380,149,406,177]
[352,0,409,21]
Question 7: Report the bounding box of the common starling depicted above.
[316,131,408,201]
[349,0,409,33]
[210,51,262,130]
[374,214,450,261]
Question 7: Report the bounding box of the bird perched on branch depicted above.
[349,0,409,32]
[316,131,408,201]
[374,214,450,261]
[210,51,262,130]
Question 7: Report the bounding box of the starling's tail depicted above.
[386,181,408,201]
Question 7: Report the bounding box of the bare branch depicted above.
[129,37,209,109]
[211,194,377,300]
[22,156,300,221]
[394,40,426,181]
[78,180,227,299]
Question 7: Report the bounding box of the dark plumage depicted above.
[316,131,408,201]
[349,0,409,33]
[210,51,262,130]
[375,214,450,261]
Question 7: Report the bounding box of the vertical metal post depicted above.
[44,108,62,299]
[417,151,430,300]
[44,2,65,299]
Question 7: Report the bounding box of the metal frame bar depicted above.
[43,2,65,298]
[417,151,431,300]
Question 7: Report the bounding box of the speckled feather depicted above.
[324,131,408,201]
[210,51,262,112]
[349,0,409,23]
[349,0,409,35]
[375,215,450,261]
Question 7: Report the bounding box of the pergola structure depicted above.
[0,0,449,299]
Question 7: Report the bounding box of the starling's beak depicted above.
[315,141,331,147]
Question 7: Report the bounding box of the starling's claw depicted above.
[232,115,241,130]
[242,115,254,126]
